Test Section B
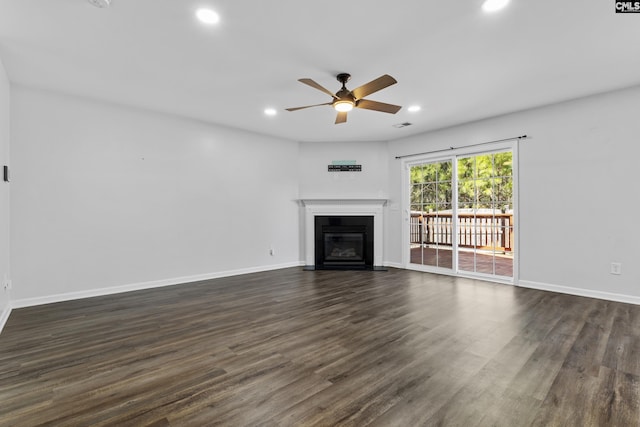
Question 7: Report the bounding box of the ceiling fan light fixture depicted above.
[334,100,354,112]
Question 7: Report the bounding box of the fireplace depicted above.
[300,199,386,270]
[315,216,374,270]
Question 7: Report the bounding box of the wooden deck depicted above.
[2,267,639,425]
[411,247,514,277]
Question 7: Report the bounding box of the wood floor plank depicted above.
[2,267,640,425]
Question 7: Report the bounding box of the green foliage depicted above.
[411,151,512,212]
[410,160,453,210]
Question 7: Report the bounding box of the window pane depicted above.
[437,182,452,203]
[494,152,513,177]
[476,155,493,178]
[423,183,436,203]
[410,166,424,184]
[411,184,422,205]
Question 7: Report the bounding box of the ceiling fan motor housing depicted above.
[335,88,355,100]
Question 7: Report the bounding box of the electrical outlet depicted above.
[3,278,11,291]
[269,247,275,256]
[611,262,622,275]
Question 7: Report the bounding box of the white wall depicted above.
[10,86,300,304]
[388,85,640,302]
[6,82,640,310]
[0,57,10,327]
[298,140,389,199]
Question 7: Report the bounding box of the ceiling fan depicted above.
[286,73,402,124]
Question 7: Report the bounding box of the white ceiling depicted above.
[1,1,640,143]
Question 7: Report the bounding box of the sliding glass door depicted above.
[409,160,454,270]
[456,152,513,278]
[407,149,515,281]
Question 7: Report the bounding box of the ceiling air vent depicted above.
[88,0,111,8]
[393,122,412,128]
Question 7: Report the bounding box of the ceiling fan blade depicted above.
[356,99,402,114]
[285,102,332,112]
[298,78,339,99]
[335,111,348,124]
[351,74,397,100]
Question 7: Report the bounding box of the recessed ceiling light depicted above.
[482,0,509,12]
[196,8,220,25]
[408,105,421,113]
[264,108,277,116]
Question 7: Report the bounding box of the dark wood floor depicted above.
[1,268,639,426]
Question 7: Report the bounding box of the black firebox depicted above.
[314,215,374,270]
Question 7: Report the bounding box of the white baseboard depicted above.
[518,280,640,306]
[384,261,404,269]
[0,303,11,334]
[12,262,303,309]
[8,265,639,333]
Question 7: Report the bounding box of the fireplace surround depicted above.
[300,199,386,270]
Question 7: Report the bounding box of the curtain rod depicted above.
[394,134,529,159]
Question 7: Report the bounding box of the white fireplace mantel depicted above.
[300,199,387,268]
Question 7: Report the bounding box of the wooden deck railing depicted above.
[410,212,514,252]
